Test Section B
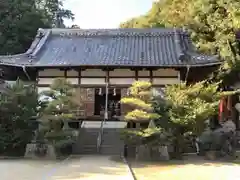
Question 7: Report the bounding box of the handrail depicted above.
[97,83,109,152]
[97,118,104,152]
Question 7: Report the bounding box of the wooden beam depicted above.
[37,84,166,88]
[38,75,178,78]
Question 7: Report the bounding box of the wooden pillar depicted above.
[121,88,128,117]
[150,69,153,83]
[232,94,239,129]
[135,70,138,81]
[105,70,109,83]
[85,88,95,117]
[78,69,81,84]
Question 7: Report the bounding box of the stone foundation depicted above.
[136,145,169,161]
[24,143,56,160]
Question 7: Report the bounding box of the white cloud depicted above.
[64,0,154,28]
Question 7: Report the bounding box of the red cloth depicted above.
[219,96,232,121]
[219,97,226,121]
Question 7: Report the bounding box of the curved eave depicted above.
[0,28,49,68]
[0,54,33,67]
[21,61,222,68]
[0,58,222,69]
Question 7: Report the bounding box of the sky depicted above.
[64,0,155,29]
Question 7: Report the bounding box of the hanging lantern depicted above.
[98,88,102,95]
[235,103,240,112]
[127,88,130,96]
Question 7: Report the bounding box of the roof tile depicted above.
[0,28,220,67]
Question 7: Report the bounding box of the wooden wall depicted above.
[37,68,180,87]
[37,68,180,119]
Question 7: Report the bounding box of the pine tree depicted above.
[0,79,39,155]
[40,78,80,132]
[162,81,235,157]
[121,81,160,123]
[120,81,161,145]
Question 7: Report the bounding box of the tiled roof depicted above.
[0,28,221,68]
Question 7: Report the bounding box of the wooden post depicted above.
[135,70,138,81]
[150,69,153,83]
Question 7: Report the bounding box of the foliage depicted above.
[121,81,160,122]
[45,130,75,156]
[36,0,74,28]
[160,0,240,64]
[0,0,74,55]
[165,81,235,135]
[0,79,39,155]
[120,1,165,28]
[120,0,240,78]
[40,78,80,124]
[121,127,171,147]
[120,81,166,147]
[39,78,80,153]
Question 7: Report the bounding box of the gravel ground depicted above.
[0,156,132,180]
[131,159,240,180]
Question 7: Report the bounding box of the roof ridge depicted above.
[31,29,51,57]
[25,28,46,55]
[174,28,186,62]
[41,28,187,37]
[0,28,49,60]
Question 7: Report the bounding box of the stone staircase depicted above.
[100,128,124,155]
[73,121,102,154]
[72,121,127,155]
[235,131,240,149]
[73,128,99,154]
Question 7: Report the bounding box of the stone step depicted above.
[99,128,124,155]
[73,127,100,154]
[73,144,98,154]
[100,145,124,155]
[102,122,127,128]
[81,121,102,128]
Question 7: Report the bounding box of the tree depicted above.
[39,78,80,156]
[0,0,74,55]
[40,78,80,132]
[120,0,240,76]
[0,80,39,156]
[120,81,161,145]
[36,0,74,28]
[120,1,165,28]
[162,81,235,157]
[70,25,80,28]
[121,81,160,123]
